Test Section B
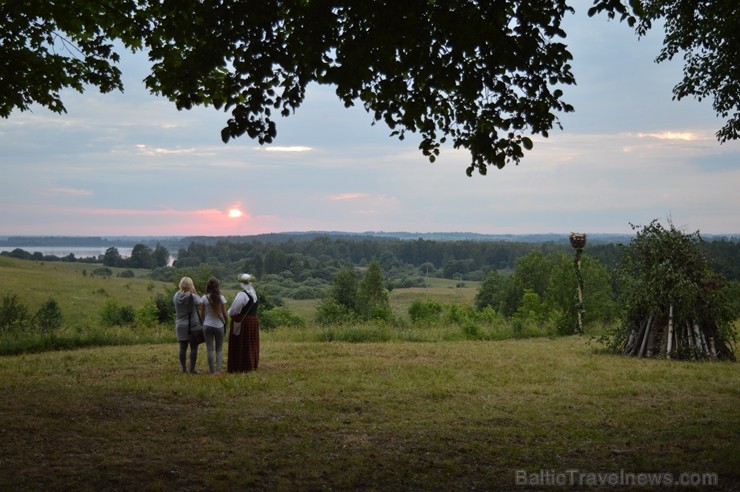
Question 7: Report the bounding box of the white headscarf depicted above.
[238,273,258,301]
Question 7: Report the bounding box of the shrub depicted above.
[153,292,175,323]
[260,307,305,330]
[92,267,113,277]
[367,305,393,323]
[444,304,475,325]
[462,321,481,339]
[514,289,544,325]
[0,293,31,334]
[315,298,356,325]
[290,285,323,300]
[117,270,135,278]
[135,301,160,328]
[408,299,443,324]
[150,266,175,283]
[35,298,62,333]
[100,299,136,327]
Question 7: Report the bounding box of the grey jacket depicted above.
[173,292,203,341]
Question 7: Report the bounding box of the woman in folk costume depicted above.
[227,273,260,372]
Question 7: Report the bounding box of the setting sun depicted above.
[228,208,243,218]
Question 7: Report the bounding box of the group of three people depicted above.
[173,273,260,375]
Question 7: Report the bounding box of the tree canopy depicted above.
[1,1,737,173]
[589,0,739,142]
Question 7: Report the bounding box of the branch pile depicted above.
[608,220,736,361]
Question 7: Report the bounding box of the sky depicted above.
[1,7,738,238]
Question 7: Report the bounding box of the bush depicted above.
[92,267,113,277]
[394,276,426,288]
[153,292,175,323]
[260,307,305,330]
[315,298,356,325]
[135,301,160,328]
[117,269,135,278]
[100,299,136,327]
[150,266,175,283]
[408,299,443,324]
[444,304,475,325]
[290,285,323,300]
[367,305,393,323]
[0,293,31,334]
[0,295,29,333]
[462,320,481,339]
[35,298,62,333]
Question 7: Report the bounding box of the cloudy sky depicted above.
[1,7,738,238]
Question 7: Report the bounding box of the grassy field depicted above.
[1,256,738,490]
[281,277,481,324]
[0,257,479,327]
[1,336,738,491]
[0,256,171,329]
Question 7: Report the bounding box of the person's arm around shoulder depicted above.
[196,294,205,320]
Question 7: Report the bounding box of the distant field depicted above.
[0,256,170,329]
[1,257,480,328]
[284,277,481,323]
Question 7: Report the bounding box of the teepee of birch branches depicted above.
[610,220,736,361]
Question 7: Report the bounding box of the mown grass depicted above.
[1,337,737,491]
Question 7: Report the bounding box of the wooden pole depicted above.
[569,233,587,334]
[575,248,583,333]
[666,304,674,359]
[638,314,654,358]
[692,323,704,354]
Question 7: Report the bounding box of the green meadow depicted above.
[1,257,738,490]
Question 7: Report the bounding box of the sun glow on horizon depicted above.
[228,208,243,218]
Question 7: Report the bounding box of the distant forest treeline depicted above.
[2,233,739,282]
[3,233,738,338]
[170,235,740,283]
[175,237,608,278]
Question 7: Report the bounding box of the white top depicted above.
[227,290,250,318]
[202,294,227,328]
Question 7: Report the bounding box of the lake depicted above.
[1,246,176,265]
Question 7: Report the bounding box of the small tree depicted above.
[409,299,443,324]
[128,244,154,269]
[35,298,63,333]
[514,289,544,326]
[152,243,170,268]
[475,269,504,311]
[102,247,123,267]
[357,260,390,321]
[330,266,359,313]
[153,291,175,324]
[544,253,617,335]
[100,299,136,327]
[315,298,356,326]
[0,293,31,334]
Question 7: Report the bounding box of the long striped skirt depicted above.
[227,316,259,372]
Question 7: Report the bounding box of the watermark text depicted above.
[515,469,718,488]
